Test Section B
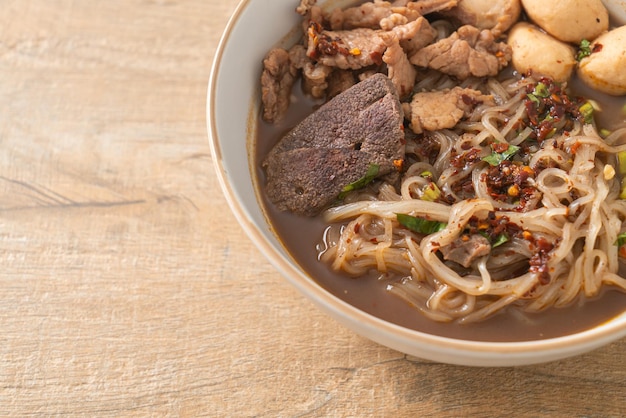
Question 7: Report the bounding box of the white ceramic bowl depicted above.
[207,0,626,366]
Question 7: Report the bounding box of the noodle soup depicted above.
[255,0,626,341]
[256,82,626,342]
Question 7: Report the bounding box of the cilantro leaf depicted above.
[396,213,447,234]
[576,39,592,61]
[491,234,510,248]
[482,144,520,166]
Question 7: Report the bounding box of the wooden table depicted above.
[0,1,624,416]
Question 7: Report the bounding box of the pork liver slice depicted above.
[263,73,405,216]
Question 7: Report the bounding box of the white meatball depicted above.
[520,0,609,43]
[577,25,626,96]
[507,22,576,82]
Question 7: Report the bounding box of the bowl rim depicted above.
[207,0,626,366]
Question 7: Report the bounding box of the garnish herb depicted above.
[419,171,442,201]
[526,82,550,104]
[524,78,589,142]
[526,93,540,105]
[579,102,595,124]
[576,39,592,61]
[482,144,520,166]
[616,233,626,258]
[491,234,510,248]
[396,213,447,234]
[421,183,442,201]
[338,163,379,199]
[617,151,626,200]
[616,233,626,248]
[478,230,509,248]
[618,151,626,175]
[533,82,550,98]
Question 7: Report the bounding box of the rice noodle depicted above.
[319,74,626,323]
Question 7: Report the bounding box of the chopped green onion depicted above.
[482,154,501,166]
[417,171,442,201]
[491,234,510,248]
[338,164,379,199]
[479,231,509,248]
[482,144,520,166]
[533,82,550,98]
[617,151,626,199]
[526,93,540,105]
[615,232,626,248]
[600,129,611,138]
[579,101,595,124]
[421,183,442,202]
[617,148,626,200]
[396,213,447,234]
[576,39,592,61]
[618,152,626,175]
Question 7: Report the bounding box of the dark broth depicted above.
[255,77,626,343]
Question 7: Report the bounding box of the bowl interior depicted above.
[208,0,626,366]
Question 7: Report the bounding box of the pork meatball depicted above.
[507,22,576,83]
[520,0,609,43]
[577,25,626,96]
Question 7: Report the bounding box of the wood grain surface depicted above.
[0,1,624,416]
